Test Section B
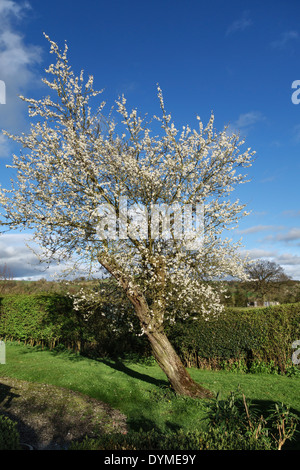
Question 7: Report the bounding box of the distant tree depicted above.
[0,263,13,281]
[245,260,290,302]
[0,263,14,294]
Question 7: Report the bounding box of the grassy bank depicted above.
[0,341,300,449]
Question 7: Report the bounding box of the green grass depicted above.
[1,341,300,448]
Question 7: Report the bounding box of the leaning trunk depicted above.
[97,252,213,399]
[146,327,213,398]
[129,295,213,398]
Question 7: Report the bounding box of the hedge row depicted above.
[0,294,81,350]
[166,303,300,372]
[0,294,299,371]
[0,293,148,357]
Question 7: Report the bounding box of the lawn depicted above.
[1,341,300,449]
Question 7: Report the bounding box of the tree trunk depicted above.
[146,327,214,399]
[97,252,214,399]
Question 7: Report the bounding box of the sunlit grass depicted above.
[1,341,300,446]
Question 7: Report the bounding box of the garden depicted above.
[0,35,299,453]
[0,285,299,451]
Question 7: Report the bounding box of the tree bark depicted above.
[146,327,214,398]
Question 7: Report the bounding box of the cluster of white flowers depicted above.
[0,36,255,331]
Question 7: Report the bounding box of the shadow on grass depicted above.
[100,357,168,389]
[0,381,39,448]
[18,343,87,362]
[0,381,20,408]
[47,347,168,388]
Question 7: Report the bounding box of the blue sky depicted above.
[0,0,299,280]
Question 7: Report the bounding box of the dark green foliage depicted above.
[0,415,21,450]
[166,303,300,372]
[0,294,83,350]
[72,288,150,358]
[70,391,299,450]
[0,293,149,357]
[204,390,299,450]
[69,428,266,450]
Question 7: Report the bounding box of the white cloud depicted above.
[259,175,277,184]
[241,248,276,259]
[260,227,300,246]
[271,30,299,50]
[275,253,300,280]
[292,124,300,142]
[0,1,42,156]
[276,252,300,266]
[234,111,265,129]
[0,232,73,280]
[0,233,43,278]
[0,233,104,280]
[237,225,283,235]
[282,210,300,218]
[226,11,252,36]
[227,111,265,136]
[274,228,300,244]
[0,0,25,17]
[0,30,40,77]
[0,133,9,158]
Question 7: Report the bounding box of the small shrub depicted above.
[248,360,279,375]
[205,389,299,450]
[267,402,300,450]
[286,362,300,377]
[0,415,21,450]
[220,359,248,373]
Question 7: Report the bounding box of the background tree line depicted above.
[1,259,298,308]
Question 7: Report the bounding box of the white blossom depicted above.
[0,36,255,329]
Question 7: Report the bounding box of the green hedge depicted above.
[166,303,300,372]
[0,294,84,350]
[0,294,299,372]
[0,293,149,356]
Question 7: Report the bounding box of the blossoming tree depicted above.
[0,36,255,398]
